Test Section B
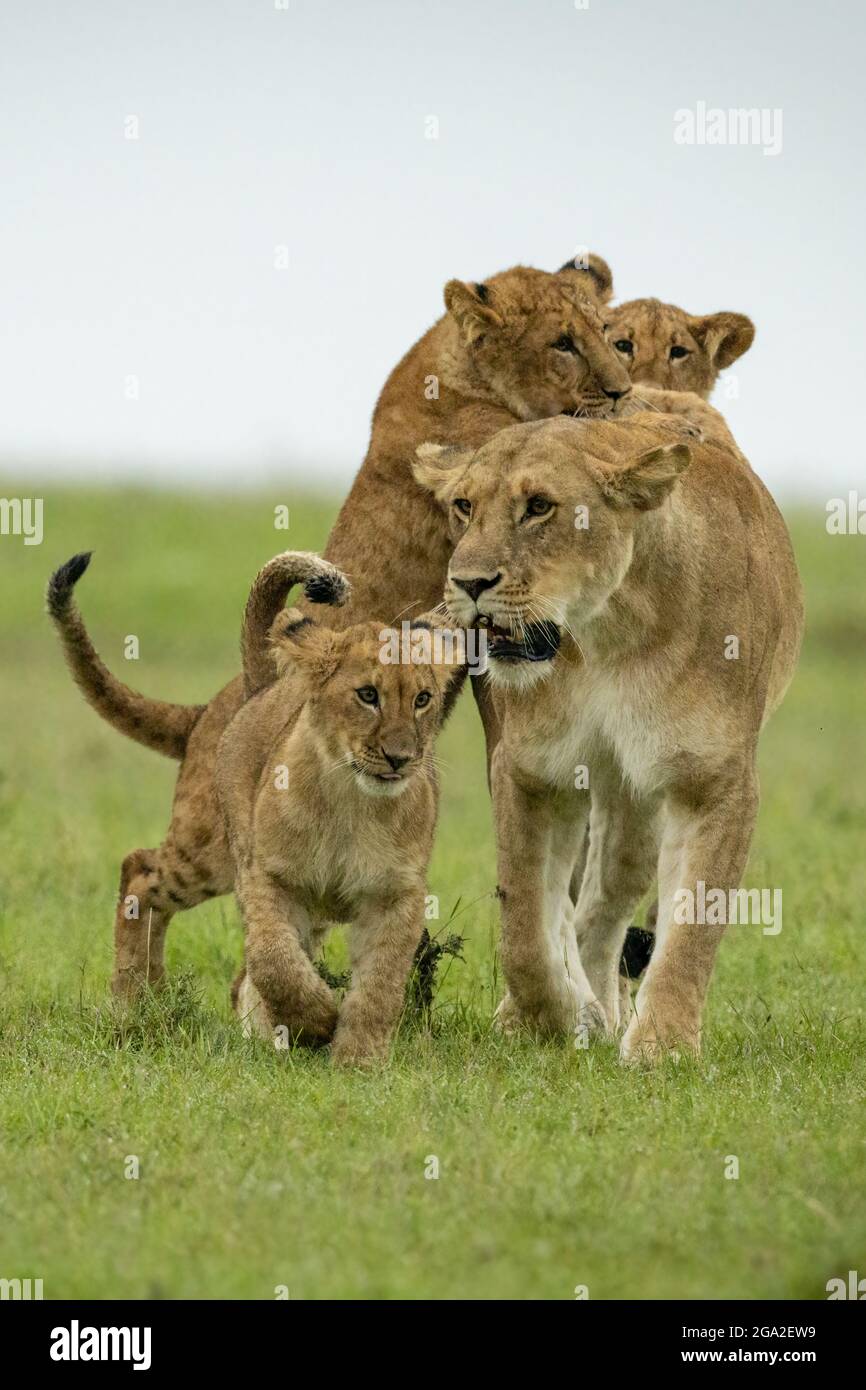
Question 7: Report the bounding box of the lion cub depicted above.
[220,551,464,1066]
[605,297,754,399]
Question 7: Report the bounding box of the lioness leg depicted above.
[331,889,425,1067]
[239,868,338,1046]
[621,762,759,1063]
[492,753,602,1037]
[573,777,661,1031]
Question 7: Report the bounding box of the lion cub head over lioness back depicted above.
[604,297,754,399]
[441,255,633,420]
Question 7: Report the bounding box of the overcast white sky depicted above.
[1,0,864,497]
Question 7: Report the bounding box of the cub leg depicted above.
[112,743,237,998]
[621,762,759,1064]
[113,839,229,999]
[331,889,425,1067]
[238,867,338,1046]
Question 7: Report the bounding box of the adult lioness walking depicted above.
[49,256,632,997]
[414,409,803,1061]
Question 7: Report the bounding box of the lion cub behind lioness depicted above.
[220,551,464,1066]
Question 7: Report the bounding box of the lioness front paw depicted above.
[574,997,609,1046]
[620,1005,701,1066]
[494,989,603,1040]
[330,1029,390,1068]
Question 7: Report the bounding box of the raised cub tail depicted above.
[242,550,350,697]
[47,552,205,760]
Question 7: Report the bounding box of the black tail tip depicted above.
[46,551,93,615]
[304,571,349,606]
[619,926,655,980]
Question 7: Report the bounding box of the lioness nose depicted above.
[604,387,627,401]
[453,573,501,602]
[382,749,410,771]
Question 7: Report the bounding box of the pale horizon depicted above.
[1,0,863,500]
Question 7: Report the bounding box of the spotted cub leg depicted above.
[113,838,231,998]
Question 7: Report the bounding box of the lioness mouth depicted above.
[484,620,561,664]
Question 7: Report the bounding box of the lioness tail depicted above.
[242,550,350,697]
[46,552,205,760]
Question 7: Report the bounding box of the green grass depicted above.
[1,485,864,1300]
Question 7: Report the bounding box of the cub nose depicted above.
[382,749,410,771]
[453,573,502,602]
[604,387,627,401]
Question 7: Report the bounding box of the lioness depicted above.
[219,551,464,1066]
[604,296,754,399]
[414,409,803,1061]
[49,256,632,997]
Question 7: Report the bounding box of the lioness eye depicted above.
[415,690,432,709]
[525,495,554,518]
[614,338,633,354]
[553,334,577,353]
[670,345,689,360]
[356,686,379,706]
[454,498,472,517]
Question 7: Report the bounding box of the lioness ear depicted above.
[602,443,690,512]
[689,312,755,370]
[269,610,343,682]
[413,442,476,500]
[557,251,614,305]
[444,279,503,346]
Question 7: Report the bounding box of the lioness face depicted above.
[606,299,754,399]
[444,265,633,422]
[414,418,690,690]
[272,617,446,797]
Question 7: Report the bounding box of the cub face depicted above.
[606,298,754,399]
[444,258,633,422]
[414,417,691,690]
[271,615,450,797]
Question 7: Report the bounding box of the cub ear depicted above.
[269,610,343,682]
[409,614,472,712]
[443,279,503,346]
[689,311,755,370]
[413,442,476,501]
[602,443,690,513]
[557,251,614,305]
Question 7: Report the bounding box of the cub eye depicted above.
[356,686,379,706]
[453,498,472,517]
[414,690,432,709]
[614,339,633,354]
[552,334,577,354]
[670,345,690,360]
[525,495,554,519]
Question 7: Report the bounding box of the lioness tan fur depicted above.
[218,552,463,1065]
[606,298,754,398]
[414,407,803,1062]
[48,256,633,997]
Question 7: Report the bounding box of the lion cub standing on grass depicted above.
[220,551,464,1066]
